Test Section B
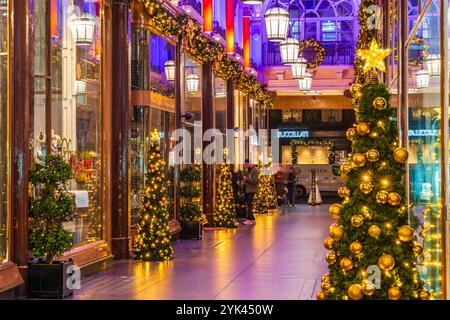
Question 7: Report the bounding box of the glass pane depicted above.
[214,77,227,133]
[407,2,442,299]
[0,0,8,263]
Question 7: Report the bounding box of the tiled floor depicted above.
[70,204,331,300]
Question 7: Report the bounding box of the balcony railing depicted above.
[177,0,202,16]
[262,41,356,68]
[212,21,226,38]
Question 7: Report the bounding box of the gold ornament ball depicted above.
[346,128,356,141]
[329,224,345,241]
[388,286,402,300]
[368,224,381,238]
[359,182,373,194]
[338,187,350,198]
[350,83,363,99]
[362,282,376,296]
[373,97,387,110]
[316,291,326,300]
[378,253,396,271]
[328,203,343,220]
[356,123,370,136]
[413,243,424,257]
[376,190,389,204]
[393,147,409,164]
[339,257,354,271]
[324,237,334,250]
[321,281,331,291]
[352,153,367,167]
[351,215,365,228]
[420,290,431,300]
[397,225,414,242]
[347,284,364,300]
[341,163,352,175]
[326,252,337,265]
[349,241,363,254]
[388,192,401,206]
[366,149,380,162]
[321,274,330,283]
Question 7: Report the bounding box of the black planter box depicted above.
[28,260,75,299]
[181,221,203,240]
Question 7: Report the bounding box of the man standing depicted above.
[287,166,297,207]
[243,159,259,225]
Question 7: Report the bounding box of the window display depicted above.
[0,0,8,263]
[33,0,103,247]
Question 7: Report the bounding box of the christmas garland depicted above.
[139,0,274,109]
[299,39,326,69]
[290,138,336,165]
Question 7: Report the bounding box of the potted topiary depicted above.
[179,165,204,239]
[28,154,76,299]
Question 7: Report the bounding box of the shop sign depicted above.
[277,130,310,138]
[408,129,438,137]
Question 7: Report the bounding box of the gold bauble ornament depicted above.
[321,274,330,283]
[341,163,352,175]
[397,225,414,242]
[378,253,395,271]
[346,128,356,141]
[393,147,409,164]
[388,192,401,206]
[325,252,337,264]
[316,291,326,300]
[356,123,370,136]
[349,241,363,254]
[388,286,402,300]
[324,237,334,250]
[413,243,423,257]
[351,215,365,228]
[339,257,354,271]
[352,153,367,167]
[368,224,381,238]
[350,83,363,99]
[347,284,364,300]
[412,291,420,299]
[420,290,431,300]
[362,282,376,296]
[366,149,380,162]
[321,281,331,291]
[359,182,373,194]
[338,187,350,198]
[373,97,387,110]
[329,224,345,241]
[376,190,389,204]
[328,203,343,220]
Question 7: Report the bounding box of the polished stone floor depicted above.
[70,204,331,300]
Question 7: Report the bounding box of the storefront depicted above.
[385,0,450,299]
[0,0,272,298]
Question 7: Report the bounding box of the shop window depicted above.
[32,0,103,247]
[321,109,342,123]
[0,0,8,263]
[214,77,227,133]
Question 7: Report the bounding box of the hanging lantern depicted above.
[415,69,430,89]
[164,60,176,82]
[75,80,87,94]
[298,72,312,91]
[280,37,299,65]
[291,56,307,79]
[264,5,290,42]
[241,0,264,4]
[425,53,441,76]
[186,73,200,93]
[69,13,96,45]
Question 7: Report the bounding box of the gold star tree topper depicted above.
[356,38,391,73]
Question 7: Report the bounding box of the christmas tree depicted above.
[253,162,277,214]
[317,1,428,300]
[213,149,236,228]
[133,129,173,261]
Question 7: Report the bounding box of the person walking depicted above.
[243,159,259,225]
[287,166,297,207]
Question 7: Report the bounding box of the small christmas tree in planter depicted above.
[28,154,76,299]
[133,129,174,261]
[213,150,237,228]
[180,164,204,239]
[253,162,278,215]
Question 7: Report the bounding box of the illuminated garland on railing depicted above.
[140,0,274,109]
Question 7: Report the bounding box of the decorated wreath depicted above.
[299,39,326,69]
